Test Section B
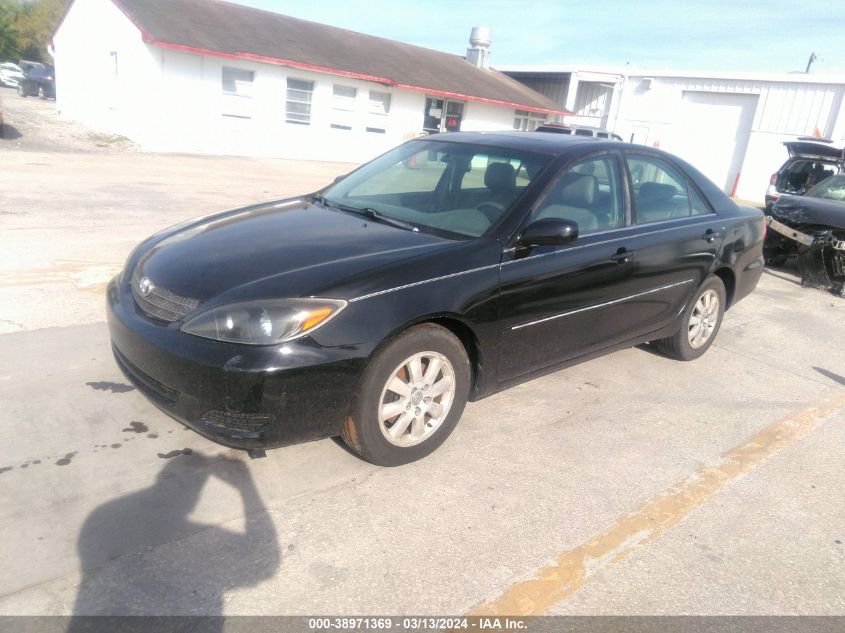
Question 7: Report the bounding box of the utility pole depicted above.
[806,52,818,73]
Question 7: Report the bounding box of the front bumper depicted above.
[106,277,367,450]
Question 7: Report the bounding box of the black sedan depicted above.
[107,132,765,466]
[17,65,55,99]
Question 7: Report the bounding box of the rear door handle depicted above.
[610,248,634,264]
[704,229,721,243]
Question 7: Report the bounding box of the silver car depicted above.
[0,63,25,89]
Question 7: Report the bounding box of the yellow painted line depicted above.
[470,392,845,617]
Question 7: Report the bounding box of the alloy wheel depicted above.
[688,289,720,349]
[378,351,456,447]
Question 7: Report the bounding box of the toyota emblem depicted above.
[139,277,155,297]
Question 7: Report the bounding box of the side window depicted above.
[221,67,254,119]
[627,155,692,224]
[532,154,623,235]
[690,187,712,216]
[285,78,314,125]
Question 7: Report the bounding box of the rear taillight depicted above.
[762,218,767,240]
[769,173,777,185]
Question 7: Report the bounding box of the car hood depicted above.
[772,195,845,230]
[134,198,477,306]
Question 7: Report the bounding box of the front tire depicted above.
[38,86,45,99]
[342,323,471,466]
[17,84,25,97]
[654,275,726,361]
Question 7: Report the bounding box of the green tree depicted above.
[15,0,69,62]
[0,1,22,60]
[0,0,69,63]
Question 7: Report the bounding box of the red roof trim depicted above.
[152,39,398,84]
[395,83,571,116]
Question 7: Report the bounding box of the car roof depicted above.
[422,131,620,156]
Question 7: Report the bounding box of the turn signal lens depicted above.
[300,307,334,331]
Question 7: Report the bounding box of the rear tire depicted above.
[38,86,45,99]
[654,275,726,361]
[341,323,471,466]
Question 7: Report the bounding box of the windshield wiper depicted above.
[334,203,419,233]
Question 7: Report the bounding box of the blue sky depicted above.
[235,0,845,74]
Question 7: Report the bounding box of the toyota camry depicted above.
[107,132,765,466]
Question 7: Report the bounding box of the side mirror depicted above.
[518,218,579,247]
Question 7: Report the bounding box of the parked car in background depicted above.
[535,123,623,141]
[764,174,845,294]
[107,132,764,465]
[0,63,25,88]
[18,65,55,99]
[764,138,844,210]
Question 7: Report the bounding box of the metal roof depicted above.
[66,0,570,115]
[498,64,845,86]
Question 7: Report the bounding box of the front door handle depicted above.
[610,248,634,264]
[704,229,721,243]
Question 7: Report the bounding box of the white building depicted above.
[51,0,567,163]
[502,65,845,203]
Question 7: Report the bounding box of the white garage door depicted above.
[667,91,758,194]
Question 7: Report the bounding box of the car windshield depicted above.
[321,139,552,238]
[807,174,845,202]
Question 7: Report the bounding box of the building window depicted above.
[286,77,314,125]
[331,84,357,131]
[222,66,254,119]
[366,90,391,133]
[513,109,546,131]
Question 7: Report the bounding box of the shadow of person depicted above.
[68,452,280,632]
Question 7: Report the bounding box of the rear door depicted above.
[496,150,641,380]
[618,151,724,337]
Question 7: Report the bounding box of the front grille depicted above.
[200,410,274,433]
[113,345,180,406]
[131,268,200,322]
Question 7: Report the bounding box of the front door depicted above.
[423,98,465,134]
[496,151,641,381]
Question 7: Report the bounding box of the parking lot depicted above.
[1,93,844,617]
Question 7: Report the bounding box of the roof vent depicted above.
[466,26,492,69]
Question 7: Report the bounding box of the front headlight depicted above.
[181,298,347,345]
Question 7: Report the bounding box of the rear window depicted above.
[778,160,839,193]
